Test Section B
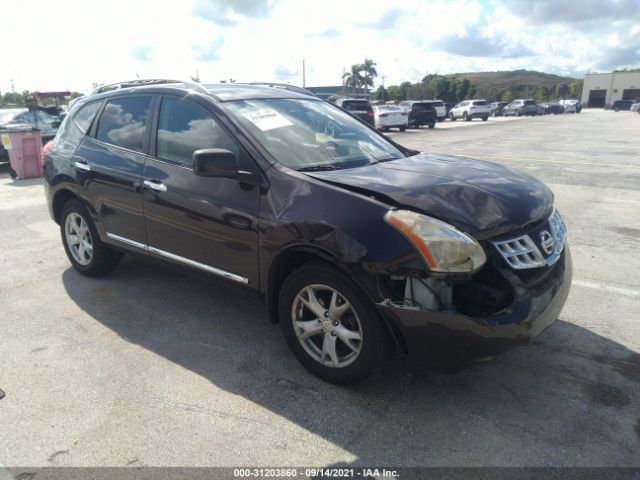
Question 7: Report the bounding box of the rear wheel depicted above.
[482,116,488,121]
[279,264,387,385]
[60,199,120,277]
[9,167,17,179]
[399,126,406,132]
[516,110,521,117]
[428,122,435,129]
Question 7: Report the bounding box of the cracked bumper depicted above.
[377,247,572,371]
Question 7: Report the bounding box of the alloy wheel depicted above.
[291,284,363,368]
[65,212,93,266]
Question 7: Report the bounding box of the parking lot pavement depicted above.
[0,110,638,468]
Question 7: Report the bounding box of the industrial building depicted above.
[581,71,640,107]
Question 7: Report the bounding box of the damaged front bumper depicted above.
[377,246,572,371]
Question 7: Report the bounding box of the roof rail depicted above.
[240,82,318,98]
[89,79,210,96]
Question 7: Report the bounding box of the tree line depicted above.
[373,75,583,103]
[339,59,583,103]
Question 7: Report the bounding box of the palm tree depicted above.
[342,64,363,96]
[361,58,378,93]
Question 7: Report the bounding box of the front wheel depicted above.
[428,122,435,129]
[279,264,388,385]
[60,199,121,276]
[399,126,406,132]
[9,167,17,179]
[450,113,456,121]
[482,116,488,121]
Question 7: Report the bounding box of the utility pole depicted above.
[10,79,15,92]
[302,59,306,88]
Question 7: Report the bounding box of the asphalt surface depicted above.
[0,109,638,468]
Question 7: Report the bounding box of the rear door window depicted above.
[95,96,152,152]
[524,100,537,105]
[472,101,488,106]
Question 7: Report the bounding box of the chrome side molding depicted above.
[105,232,248,284]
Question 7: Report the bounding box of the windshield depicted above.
[341,101,370,112]
[0,109,25,124]
[225,98,404,170]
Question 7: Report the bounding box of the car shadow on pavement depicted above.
[61,256,640,466]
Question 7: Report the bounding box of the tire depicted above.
[278,263,388,385]
[9,167,17,179]
[516,110,521,117]
[491,111,496,117]
[450,113,456,121]
[428,122,435,129]
[60,199,120,277]
[399,126,406,132]
[463,112,469,121]
[482,116,488,121]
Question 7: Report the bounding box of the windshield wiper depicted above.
[296,165,341,172]
[368,157,400,166]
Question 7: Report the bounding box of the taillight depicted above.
[41,140,55,165]
[367,110,374,116]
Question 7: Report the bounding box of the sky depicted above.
[3,0,640,94]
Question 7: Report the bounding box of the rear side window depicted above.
[96,96,152,152]
[412,103,432,111]
[472,101,488,106]
[156,97,239,166]
[524,100,537,105]
[73,101,101,133]
[431,101,444,107]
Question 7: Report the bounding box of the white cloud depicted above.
[1,0,637,95]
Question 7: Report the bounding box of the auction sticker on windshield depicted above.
[243,109,292,131]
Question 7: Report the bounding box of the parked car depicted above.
[0,108,61,138]
[333,98,374,126]
[610,100,634,111]
[399,101,437,128]
[559,99,581,113]
[423,100,446,121]
[630,102,640,112]
[503,99,538,116]
[43,79,572,385]
[448,100,491,121]
[490,102,508,116]
[541,102,565,114]
[372,105,408,131]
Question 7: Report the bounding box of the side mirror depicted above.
[193,149,237,178]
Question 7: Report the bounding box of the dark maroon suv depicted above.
[43,80,572,385]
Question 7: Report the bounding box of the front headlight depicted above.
[384,209,486,273]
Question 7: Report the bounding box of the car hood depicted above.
[307,152,554,239]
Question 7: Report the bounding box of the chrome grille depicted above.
[493,235,546,269]
[493,209,567,270]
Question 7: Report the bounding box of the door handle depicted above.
[74,161,91,172]
[143,180,167,192]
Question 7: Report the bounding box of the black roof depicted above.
[85,79,316,103]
